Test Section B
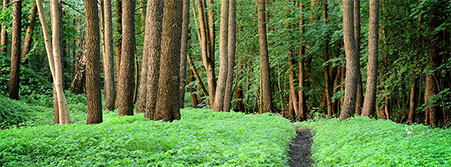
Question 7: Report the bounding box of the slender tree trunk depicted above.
[114,0,122,109]
[0,0,7,56]
[339,0,359,120]
[257,0,272,113]
[298,0,306,120]
[407,72,417,124]
[84,0,103,124]
[223,0,236,112]
[103,0,115,111]
[354,0,363,116]
[143,0,164,119]
[69,53,86,94]
[213,0,229,112]
[8,0,21,100]
[154,0,182,121]
[21,4,37,64]
[207,0,215,59]
[361,0,379,117]
[322,0,332,118]
[117,0,136,116]
[187,53,209,97]
[179,0,190,109]
[189,69,199,108]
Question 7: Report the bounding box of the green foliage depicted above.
[295,117,451,166]
[1,109,295,166]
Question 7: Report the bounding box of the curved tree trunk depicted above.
[143,0,164,119]
[117,0,136,116]
[8,0,21,100]
[257,0,272,113]
[21,4,37,64]
[154,0,183,121]
[361,0,379,117]
[339,0,359,120]
[213,0,229,112]
[84,0,103,124]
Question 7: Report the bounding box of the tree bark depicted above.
[84,0,103,124]
[8,0,21,100]
[102,0,115,111]
[114,0,122,109]
[339,0,359,120]
[154,0,182,121]
[179,0,190,109]
[69,53,86,94]
[117,0,136,116]
[297,0,306,120]
[361,0,379,117]
[223,0,236,112]
[188,69,199,108]
[142,0,163,119]
[21,4,37,64]
[322,0,333,118]
[0,0,7,56]
[257,0,272,113]
[187,53,209,97]
[407,72,417,124]
[213,0,229,112]
[354,0,363,116]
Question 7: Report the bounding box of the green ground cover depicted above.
[295,117,451,166]
[1,109,296,166]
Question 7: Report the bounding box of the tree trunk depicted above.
[223,0,236,112]
[179,0,190,109]
[189,69,199,108]
[339,0,359,120]
[213,0,229,112]
[187,53,209,97]
[84,0,103,124]
[117,0,136,116]
[298,0,306,120]
[101,0,115,111]
[114,0,122,109]
[154,0,182,121]
[257,0,272,113]
[361,0,379,117]
[21,4,37,64]
[69,53,86,94]
[0,0,7,56]
[8,0,21,100]
[407,72,417,124]
[142,0,163,119]
[322,0,333,118]
[354,0,363,116]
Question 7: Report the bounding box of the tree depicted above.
[8,0,21,99]
[213,0,229,112]
[179,0,190,109]
[223,0,236,112]
[0,0,7,56]
[339,0,359,120]
[103,0,115,111]
[354,0,363,115]
[361,0,379,117]
[117,0,136,116]
[257,0,272,113]
[114,0,121,109]
[154,0,183,121]
[297,0,306,120]
[84,0,103,124]
[21,4,37,63]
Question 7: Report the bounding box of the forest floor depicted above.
[288,128,313,167]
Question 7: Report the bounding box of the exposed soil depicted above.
[288,128,313,167]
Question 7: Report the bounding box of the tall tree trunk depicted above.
[154,0,182,121]
[187,53,209,97]
[207,0,215,60]
[196,0,216,107]
[21,4,37,64]
[189,69,199,108]
[143,0,164,119]
[213,0,229,112]
[339,0,359,120]
[69,53,86,94]
[361,0,379,117]
[114,0,122,109]
[103,0,115,111]
[354,0,363,115]
[223,0,236,112]
[117,0,136,116]
[298,0,306,120]
[407,72,417,124]
[322,0,332,118]
[257,0,272,113]
[8,0,21,100]
[424,21,441,127]
[84,0,103,124]
[179,0,190,109]
[0,0,7,56]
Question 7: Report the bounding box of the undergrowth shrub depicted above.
[295,117,451,166]
[0,109,296,166]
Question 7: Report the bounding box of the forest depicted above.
[0,0,450,166]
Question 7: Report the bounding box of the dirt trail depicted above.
[288,128,313,167]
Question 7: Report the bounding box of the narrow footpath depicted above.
[288,128,313,167]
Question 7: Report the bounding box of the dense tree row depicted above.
[1,0,449,127]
